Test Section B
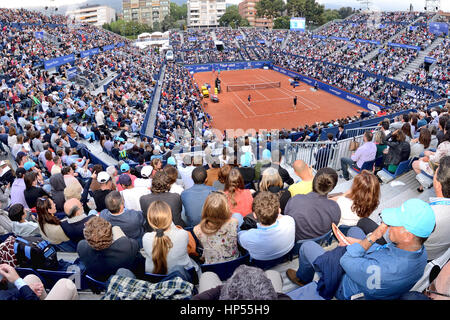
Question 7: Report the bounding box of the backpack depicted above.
[13,236,59,270]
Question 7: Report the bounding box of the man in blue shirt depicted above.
[180,166,216,227]
[286,198,435,300]
[238,192,295,261]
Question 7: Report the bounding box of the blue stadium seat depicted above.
[84,274,108,294]
[143,266,198,285]
[289,230,333,258]
[36,268,87,290]
[15,267,47,287]
[350,159,375,175]
[248,251,293,270]
[200,253,250,281]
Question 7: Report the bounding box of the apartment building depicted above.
[238,0,273,28]
[187,0,227,27]
[122,0,170,28]
[66,5,116,27]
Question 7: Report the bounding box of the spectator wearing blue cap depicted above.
[181,167,216,227]
[115,163,137,192]
[287,198,435,300]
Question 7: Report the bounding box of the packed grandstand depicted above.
[0,8,448,302]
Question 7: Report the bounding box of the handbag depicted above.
[175,225,199,257]
[348,138,360,152]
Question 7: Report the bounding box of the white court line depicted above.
[256,74,323,110]
[258,74,321,111]
[254,74,314,111]
[230,97,249,119]
[232,92,257,116]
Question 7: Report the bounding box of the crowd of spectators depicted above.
[0,9,449,302]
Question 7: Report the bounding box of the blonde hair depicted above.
[259,167,283,191]
[200,192,231,235]
[147,201,173,275]
[64,182,83,201]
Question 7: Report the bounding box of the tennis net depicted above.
[226,81,281,92]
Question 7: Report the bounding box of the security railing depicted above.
[284,134,367,171]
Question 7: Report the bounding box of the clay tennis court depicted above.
[193,68,366,133]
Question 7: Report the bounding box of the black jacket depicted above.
[77,236,140,282]
[382,133,410,166]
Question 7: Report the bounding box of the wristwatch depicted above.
[366,232,374,245]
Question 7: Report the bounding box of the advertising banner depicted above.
[80,48,100,58]
[102,44,115,52]
[388,42,421,51]
[429,22,449,35]
[44,54,75,70]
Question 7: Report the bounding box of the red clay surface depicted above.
[193,69,365,133]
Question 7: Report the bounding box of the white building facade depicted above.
[187,0,227,27]
[66,5,116,27]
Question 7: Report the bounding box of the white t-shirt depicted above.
[336,196,360,227]
[121,187,151,212]
[169,183,184,195]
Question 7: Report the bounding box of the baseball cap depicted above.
[381,199,436,238]
[167,157,176,166]
[97,171,111,184]
[24,161,36,171]
[117,174,132,186]
[431,111,438,118]
[0,160,6,167]
[140,165,153,178]
[120,163,130,172]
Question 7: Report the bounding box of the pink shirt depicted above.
[226,189,254,217]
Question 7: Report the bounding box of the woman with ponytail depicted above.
[224,168,253,217]
[142,201,195,274]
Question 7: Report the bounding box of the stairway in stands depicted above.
[394,37,445,81]
[354,14,432,67]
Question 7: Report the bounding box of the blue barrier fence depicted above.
[184,60,272,73]
[319,108,416,140]
[44,42,127,70]
[139,62,166,141]
[281,52,440,98]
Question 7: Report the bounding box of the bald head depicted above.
[64,198,83,218]
[293,160,313,180]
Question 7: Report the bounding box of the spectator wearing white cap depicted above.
[118,173,150,212]
[134,165,153,189]
[92,171,115,212]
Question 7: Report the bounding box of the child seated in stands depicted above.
[8,204,40,237]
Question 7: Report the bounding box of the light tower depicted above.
[357,0,373,11]
[424,0,440,12]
